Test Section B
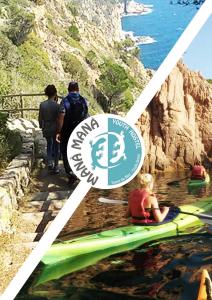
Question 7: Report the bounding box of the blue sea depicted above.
[122,0,200,70]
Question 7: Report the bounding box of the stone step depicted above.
[16,232,38,243]
[30,190,72,202]
[19,199,67,213]
[16,211,54,234]
[6,242,38,249]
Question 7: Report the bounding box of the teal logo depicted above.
[67,114,145,189]
[90,131,126,170]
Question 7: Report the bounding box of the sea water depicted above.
[122,0,200,70]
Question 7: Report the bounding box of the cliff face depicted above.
[32,0,123,80]
[0,0,150,113]
[71,0,123,42]
[138,62,212,172]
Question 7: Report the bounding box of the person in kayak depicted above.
[127,173,169,224]
[191,160,208,180]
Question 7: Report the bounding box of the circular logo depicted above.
[67,114,145,189]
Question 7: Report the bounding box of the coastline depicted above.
[122,30,157,45]
[120,1,156,46]
[122,0,153,17]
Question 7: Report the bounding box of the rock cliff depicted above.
[138,61,212,172]
[0,0,150,113]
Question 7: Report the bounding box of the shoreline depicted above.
[122,30,157,45]
[122,0,153,17]
[120,1,156,47]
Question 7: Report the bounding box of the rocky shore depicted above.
[138,61,212,173]
[122,0,153,16]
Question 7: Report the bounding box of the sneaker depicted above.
[67,174,78,185]
[47,163,54,170]
[54,166,60,174]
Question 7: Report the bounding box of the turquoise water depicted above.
[122,0,200,70]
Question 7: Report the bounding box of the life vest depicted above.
[191,165,205,180]
[128,189,156,224]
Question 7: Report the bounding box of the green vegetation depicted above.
[85,50,99,68]
[0,113,22,169]
[46,14,67,38]
[116,38,135,50]
[0,0,146,122]
[207,79,212,84]
[115,38,141,64]
[18,34,51,86]
[3,1,35,46]
[66,1,79,16]
[68,24,80,41]
[98,59,134,112]
[61,52,87,83]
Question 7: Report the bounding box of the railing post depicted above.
[20,95,24,118]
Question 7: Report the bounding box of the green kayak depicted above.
[42,198,212,266]
[36,198,212,286]
[188,174,210,188]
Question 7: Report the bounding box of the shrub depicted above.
[121,89,134,110]
[131,47,140,59]
[17,33,51,87]
[0,112,22,169]
[6,7,35,46]
[68,24,80,41]
[0,68,12,96]
[61,52,87,83]
[66,2,79,16]
[85,50,98,68]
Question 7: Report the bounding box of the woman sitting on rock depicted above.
[127,173,169,224]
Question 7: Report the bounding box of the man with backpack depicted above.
[56,81,89,183]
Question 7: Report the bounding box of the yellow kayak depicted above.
[197,269,212,300]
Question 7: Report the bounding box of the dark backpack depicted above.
[63,94,88,128]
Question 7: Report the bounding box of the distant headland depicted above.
[123,0,153,16]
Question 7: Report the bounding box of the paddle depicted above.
[98,197,212,225]
[167,177,188,186]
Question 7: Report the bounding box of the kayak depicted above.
[197,269,212,300]
[188,174,210,188]
[36,198,212,286]
[42,198,212,265]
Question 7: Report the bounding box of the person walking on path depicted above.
[39,84,60,174]
[56,81,89,183]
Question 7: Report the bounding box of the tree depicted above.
[98,60,131,112]
[171,0,204,5]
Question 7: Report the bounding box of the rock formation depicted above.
[138,61,212,172]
